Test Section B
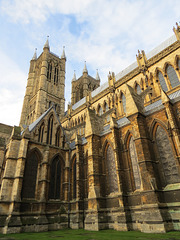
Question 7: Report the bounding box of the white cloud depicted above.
[0,50,27,126]
[0,0,180,125]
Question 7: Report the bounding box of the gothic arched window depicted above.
[21,151,39,199]
[47,63,52,81]
[38,123,44,143]
[54,67,59,85]
[104,102,109,112]
[98,105,103,116]
[121,93,126,114]
[105,144,118,195]
[49,156,62,199]
[129,136,141,190]
[80,87,83,100]
[136,84,142,94]
[157,71,168,92]
[166,65,179,88]
[47,115,53,145]
[155,125,180,185]
[55,127,61,147]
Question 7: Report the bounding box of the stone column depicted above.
[39,146,49,202]
[84,134,105,231]
[128,113,167,233]
[0,127,23,234]
[162,101,180,156]
[109,117,128,231]
[70,135,84,229]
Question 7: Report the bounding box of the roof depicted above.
[28,105,53,132]
[71,34,178,111]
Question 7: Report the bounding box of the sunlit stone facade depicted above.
[0,24,180,234]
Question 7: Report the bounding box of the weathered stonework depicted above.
[0,24,180,234]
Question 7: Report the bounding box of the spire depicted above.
[72,71,76,82]
[83,61,88,74]
[61,46,66,59]
[43,36,50,50]
[32,48,37,60]
[96,69,100,80]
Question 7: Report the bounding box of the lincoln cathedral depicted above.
[0,23,180,234]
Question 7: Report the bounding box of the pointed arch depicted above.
[21,148,42,199]
[97,104,103,116]
[149,118,168,140]
[135,83,142,94]
[75,119,77,126]
[140,78,144,90]
[81,115,83,123]
[103,101,109,112]
[47,62,52,81]
[38,122,45,143]
[115,93,119,106]
[165,63,179,88]
[174,55,180,69]
[157,70,168,92]
[154,124,180,185]
[103,140,118,195]
[120,92,126,114]
[49,154,65,200]
[126,133,141,191]
[47,114,53,145]
[55,126,61,147]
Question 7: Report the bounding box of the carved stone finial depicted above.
[43,36,50,51]
[83,61,88,74]
[136,50,147,70]
[96,69,100,81]
[32,48,37,60]
[61,46,66,59]
[72,70,76,82]
[173,22,180,41]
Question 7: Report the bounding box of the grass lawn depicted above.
[0,229,180,240]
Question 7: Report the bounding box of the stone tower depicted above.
[71,62,100,105]
[19,39,66,127]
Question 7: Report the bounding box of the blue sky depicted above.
[0,0,180,126]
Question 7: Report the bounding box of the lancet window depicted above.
[105,144,118,194]
[49,156,63,199]
[21,151,39,199]
[157,71,168,92]
[47,63,52,81]
[38,123,44,143]
[47,115,53,145]
[129,136,141,190]
[166,65,179,88]
[121,93,126,114]
[155,125,180,185]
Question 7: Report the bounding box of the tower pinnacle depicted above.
[96,69,100,80]
[83,61,88,74]
[61,46,66,59]
[72,71,76,82]
[32,48,37,60]
[43,36,50,50]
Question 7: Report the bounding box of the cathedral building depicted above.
[0,23,180,234]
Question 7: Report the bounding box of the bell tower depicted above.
[71,62,100,105]
[19,39,66,127]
